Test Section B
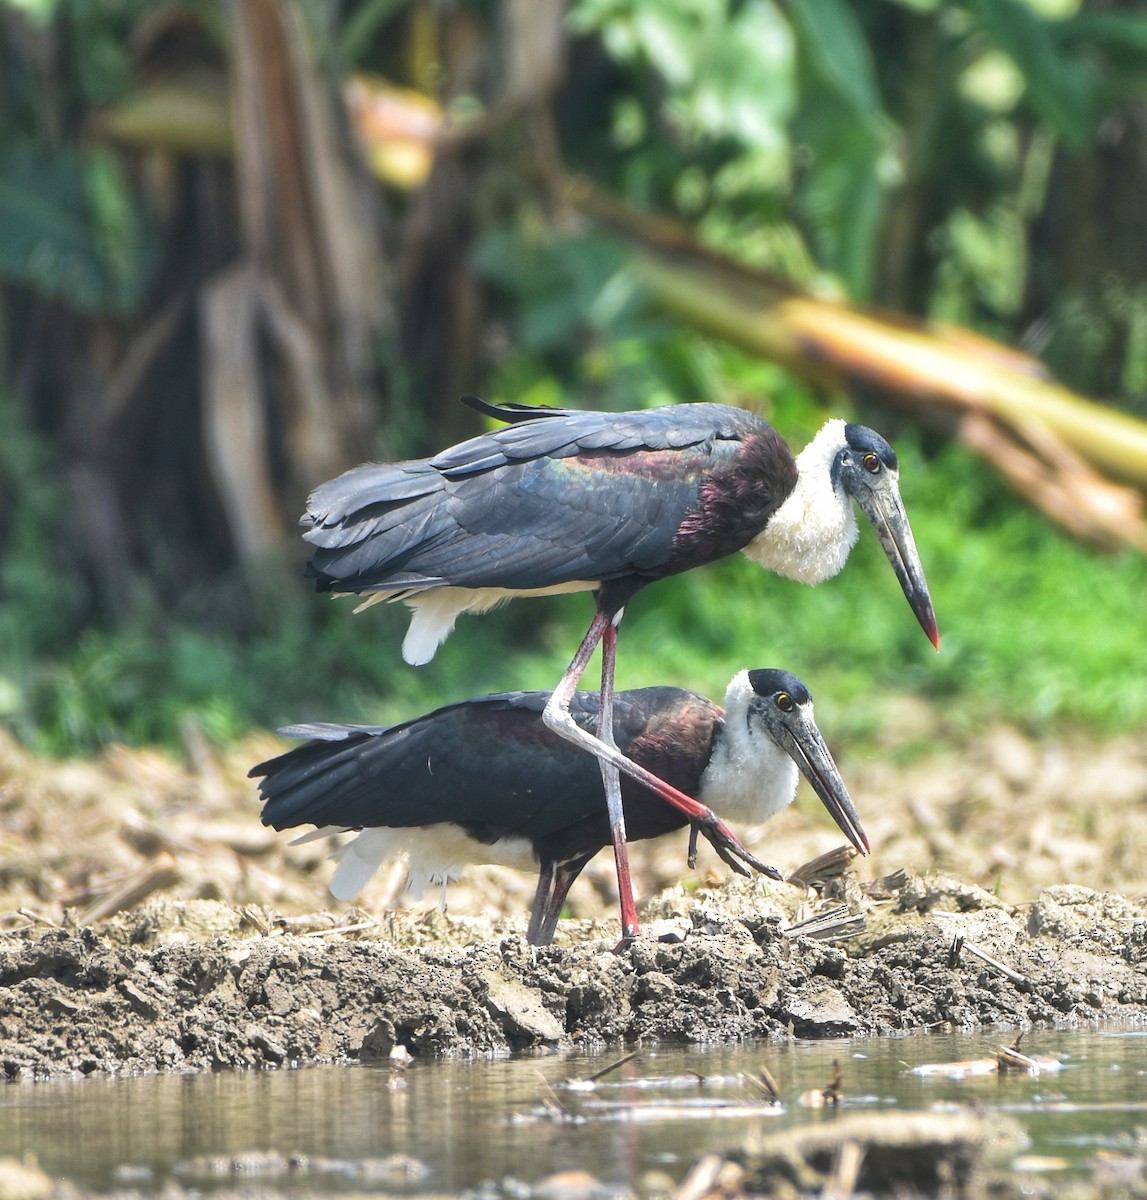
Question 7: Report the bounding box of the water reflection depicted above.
[1,1029,1144,1193]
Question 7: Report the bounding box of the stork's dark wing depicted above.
[302,401,779,595]
[430,401,765,475]
[250,687,718,845]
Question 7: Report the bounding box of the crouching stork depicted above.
[250,669,864,947]
[301,397,935,942]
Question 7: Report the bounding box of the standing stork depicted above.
[251,669,863,945]
[302,397,938,942]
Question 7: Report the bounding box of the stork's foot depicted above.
[687,824,700,870]
[695,818,783,881]
[612,923,640,954]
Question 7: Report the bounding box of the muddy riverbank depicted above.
[1,715,1145,1078]
[1,872,1145,1078]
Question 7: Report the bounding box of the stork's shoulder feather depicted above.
[430,403,771,477]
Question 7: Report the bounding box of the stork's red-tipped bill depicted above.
[856,489,940,653]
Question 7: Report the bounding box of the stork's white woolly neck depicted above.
[743,419,859,585]
[697,671,799,825]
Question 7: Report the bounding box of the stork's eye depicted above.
[863,452,881,474]
[776,692,794,712]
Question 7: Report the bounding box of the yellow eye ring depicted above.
[863,453,880,473]
[776,692,794,712]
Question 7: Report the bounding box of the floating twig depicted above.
[801,1059,845,1108]
[995,1044,1041,1073]
[743,1064,783,1104]
[584,1050,640,1084]
[996,1032,1039,1073]
[533,1070,571,1119]
[823,1059,844,1108]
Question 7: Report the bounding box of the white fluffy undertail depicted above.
[322,824,537,903]
[743,419,859,585]
[329,828,402,900]
[401,592,469,665]
[399,587,519,665]
[400,582,600,665]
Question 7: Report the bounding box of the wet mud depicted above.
[1,873,1144,1079]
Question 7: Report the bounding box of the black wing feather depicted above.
[251,687,715,845]
[303,401,773,595]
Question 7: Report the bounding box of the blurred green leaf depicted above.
[1060,10,1147,82]
[789,81,891,303]
[967,0,1100,147]
[0,145,155,312]
[334,0,409,68]
[573,0,796,150]
[787,0,883,120]
[1,0,61,27]
[65,0,138,104]
[0,147,108,309]
[473,227,628,353]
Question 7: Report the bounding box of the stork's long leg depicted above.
[538,607,640,943]
[596,617,640,946]
[542,607,780,937]
[527,860,556,945]
[536,857,591,946]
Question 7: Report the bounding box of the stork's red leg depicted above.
[537,857,591,945]
[597,617,640,947]
[543,610,779,891]
[541,608,640,945]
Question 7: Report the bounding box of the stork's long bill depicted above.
[855,487,940,651]
[781,722,870,856]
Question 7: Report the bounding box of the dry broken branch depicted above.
[568,179,1147,554]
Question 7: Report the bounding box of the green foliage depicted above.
[968,0,1101,147]
[473,229,631,356]
[0,145,156,312]
[573,0,797,151]
[473,225,729,411]
[571,0,797,231]
[0,404,85,653]
[0,0,165,313]
[789,0,882,120]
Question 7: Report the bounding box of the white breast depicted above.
[696,671,799,825]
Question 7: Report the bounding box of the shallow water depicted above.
[3,1028,1145,1194]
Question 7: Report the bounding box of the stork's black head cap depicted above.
[844,423,898,470]
[747,668,812,706]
